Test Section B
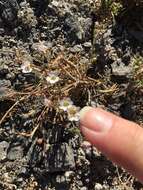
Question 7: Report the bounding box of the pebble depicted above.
[94,183,103,190]
[81,187,87,190]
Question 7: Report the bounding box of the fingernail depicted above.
[79,106,93,119]
[80,107,113,133]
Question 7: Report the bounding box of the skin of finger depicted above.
[80,109,143,182]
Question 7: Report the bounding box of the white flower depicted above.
[46,72,60,84]
[59,98,73,111]
[21,61,32,73]
[67,105,80,122]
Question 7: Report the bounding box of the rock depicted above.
[0,65,9,77]
[44,143,75,172]
[55,175,70,190]
[70,45,83,53]
[111,61,132,83]
[94,183,103,190]
[65,171,74,182]
[129,29,143,42]
[83,41,92,48]
[6,72,16,80]
[0,79,11,87]
[81,187,87,190]
[0,0,19,26]
[44,123,64,144]
[29,0,49,16]
[7,144,23,161]
[119,103,135,120]
[63,13,84,42]
[0,141,9,161]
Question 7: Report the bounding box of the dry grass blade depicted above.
[30,106,49,138]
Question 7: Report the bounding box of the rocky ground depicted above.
[0,0,143,190]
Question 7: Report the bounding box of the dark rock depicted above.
[122,51,131,65]
[29,0,50,16]
[0,65,9,77]
[0,0,19,26]
[54,175,70,190]
[119,103,135,120]
[28,141,75,175]
[45,124,64,144]
[129,29,143,43]
[44,143,75,172]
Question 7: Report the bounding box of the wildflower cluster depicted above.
[59,98,80,122]
[19,53,100,124]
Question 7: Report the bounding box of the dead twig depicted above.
[0,96,25,125]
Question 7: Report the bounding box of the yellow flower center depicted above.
[63,101,70,107]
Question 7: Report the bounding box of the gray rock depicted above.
[6,72,16,80]
[0,141,9,161]
[64,13,84,42]
[7,145,23,161]
[70,45,83,53]
[111,61,132,77]
[0,79,11,87]
[83,41,92,48]
[81,187,87,190]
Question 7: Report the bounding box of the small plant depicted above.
[0,48,118,137]
[132,55,143,88]
[95,0,122,22]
